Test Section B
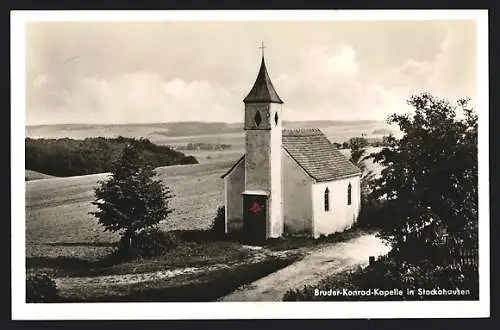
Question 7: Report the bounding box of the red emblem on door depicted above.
[249,201,263,215]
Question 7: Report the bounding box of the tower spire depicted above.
[243,42,283,104]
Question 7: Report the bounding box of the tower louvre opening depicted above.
[254,111,262,126]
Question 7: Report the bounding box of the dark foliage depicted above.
[121,228,179,259]
[356,199,385,229]
[367,93,478,254]
[25,136,198,177]
[334,136,392,150]
[349,136,369,163]
[90,143,174,256]
[348,135,377,222]
[210,206,226,238]
[26,272,59,303]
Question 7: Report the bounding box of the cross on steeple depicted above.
[259,41,266,58]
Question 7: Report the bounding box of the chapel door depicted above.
[243,194,267,244]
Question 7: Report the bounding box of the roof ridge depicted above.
[282,128,321,131]
[282,127,323,136]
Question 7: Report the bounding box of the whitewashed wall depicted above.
[268,103,283,238]
[311,175,361,238]
[282,150,313,234]
[224,157,245,233]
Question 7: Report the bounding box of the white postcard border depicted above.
[11,9,490,320]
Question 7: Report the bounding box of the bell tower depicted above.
[242,43,283,240]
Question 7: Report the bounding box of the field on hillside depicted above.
[25,120,388,262]
[184,149,244,164]
[25,169,54,181]
[26,146,384,261]
[24,121,390,302]
[26,159,235,260]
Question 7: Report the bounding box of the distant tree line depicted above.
[25,136,198,177]
[176,142,232,151]
[333,135,393,150]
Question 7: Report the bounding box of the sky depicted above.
[25,20,477,125]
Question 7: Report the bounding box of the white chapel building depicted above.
[221,54,362,242]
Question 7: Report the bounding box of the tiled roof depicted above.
[282,128,361,181]
[221,129,361,182]
[243,57,283,104]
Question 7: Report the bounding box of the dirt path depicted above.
[220,233,391,301]
[54,248,294,291]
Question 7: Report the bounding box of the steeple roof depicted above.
[243,56,283,104]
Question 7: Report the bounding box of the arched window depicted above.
[324,187,330,211]
[347,183,352,205]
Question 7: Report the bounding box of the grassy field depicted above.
[26,159,236,260]
[25,123,387,302]
[26,146,383,256]
[26,155,299,302]
[184,149,244,164]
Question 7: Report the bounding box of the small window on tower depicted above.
[274,112,279,126]
[254,111,262,127]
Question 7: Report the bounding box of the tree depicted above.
[349,136,374,203]
[367,93,477,258]
[382,134,394,147]
[349,136,369,170]
[90,142,173,253]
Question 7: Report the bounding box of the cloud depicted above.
[275,43,409,121]
[25,21,476,125]
[388,25,476,105]
[280,23,477,123]
[27,71,241,125]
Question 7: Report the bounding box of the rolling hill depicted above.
[26,120,394,141]
[25,169,54,181]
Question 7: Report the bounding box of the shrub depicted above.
[357,199,385,229]
[91,143,174,255]
[210,206,226,238]
[120,228,179,258]
[26,272,58,303]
